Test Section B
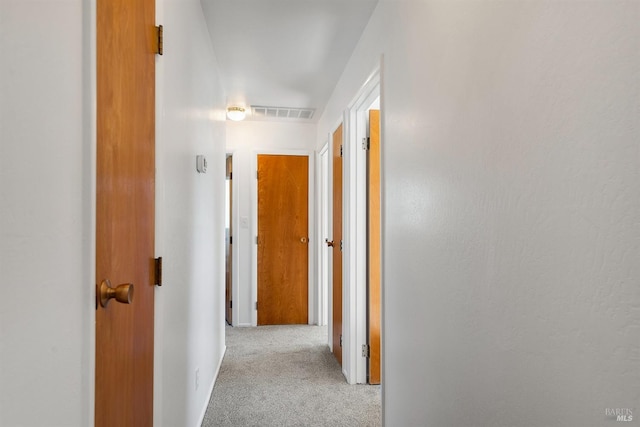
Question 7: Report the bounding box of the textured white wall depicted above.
[319,1,640,426]
[0,1,93,426]
[226,120,317,326]
[156,1,227,426]
[0,1,227,426]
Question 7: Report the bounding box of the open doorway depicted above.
[225,154,233,325]
[321,67,381,385]
[342,68,381,385]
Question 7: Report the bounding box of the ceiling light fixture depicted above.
[226,106,246,121]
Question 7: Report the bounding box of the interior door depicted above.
[95,0,156,425]
[225,156,233,324]
[331,125,343,365]
[367,110,381,384]
[257,154,309,325]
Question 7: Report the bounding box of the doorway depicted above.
[329,67,381,385]
[257,154,310,325]
[225,155,233,325]
[356,94,382,385]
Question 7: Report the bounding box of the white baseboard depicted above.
[196,344,227,427]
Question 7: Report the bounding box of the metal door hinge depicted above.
[256,236,259,244]
[340,240,343,251]
[362,137,370,151]
[256,301,258,310]
[256,170,259,179]
[362,344,370,358]
[229,235,232,244]
[340,334,343,347]
[155,25,163,55]
[230,300,232,308]
[340,145,343,157]
[154,257,162,286]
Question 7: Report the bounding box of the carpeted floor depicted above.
[201,325,381,427]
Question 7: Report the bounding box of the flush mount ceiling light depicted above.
[226,106,246,121]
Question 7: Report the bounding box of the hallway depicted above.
[2,1,638,425]
[202,326,381,426]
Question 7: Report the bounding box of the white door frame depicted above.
[316,143,330,326]
[251,149,316,326]
[342,67,381,384]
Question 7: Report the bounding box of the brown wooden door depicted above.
[257,154,309,325]
[95,0,156,425]
[367,110,381,384]
[332,125,343,365]
[226,156,233,324]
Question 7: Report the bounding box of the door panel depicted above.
[257,155,309,325]
[332,125,343,365]
[368,110,381,384]
[95,0,155,425]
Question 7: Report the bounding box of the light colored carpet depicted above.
[201,325,381,427]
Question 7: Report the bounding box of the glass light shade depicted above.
[227,106,246,121]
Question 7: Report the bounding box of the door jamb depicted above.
[316,142,330,327]
[225,151,239,326]
[345,67,381,384]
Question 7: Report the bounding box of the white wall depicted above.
[319,1,640,425]
[156,1,226,426]
[226,120,317,326]
[0,1,227,426]
[0,1,93,425]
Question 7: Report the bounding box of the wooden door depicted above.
[226,156,233,324]
[257,155,309,325]
[332,125,343,365]
[367,110,381,384]
[95,0,156,425]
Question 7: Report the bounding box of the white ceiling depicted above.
[200,0,379,121]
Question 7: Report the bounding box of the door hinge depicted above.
[229,172,233,180]
[230,300,232,308]
[340,144,343,157]
[155,25,163,55]
[340,334,343,347]
[340,240,343,251]
[362,137,370,151]
[256,170,259,179]
[256,236,259,245]
[362,344,370,358]
[154,257,162,286]
[229,235,232,245]
[256,301,258,310]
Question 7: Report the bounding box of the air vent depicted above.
[251,105,315,120]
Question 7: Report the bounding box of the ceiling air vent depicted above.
[251,105,315,120]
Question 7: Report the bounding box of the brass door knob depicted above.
[325,239,334,247]
[300,237,308,243]
[98,279,134,308]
